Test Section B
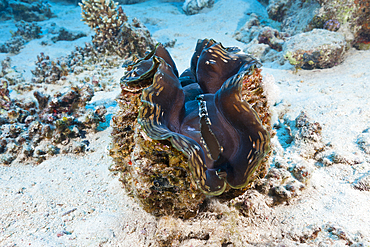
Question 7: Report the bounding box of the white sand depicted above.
[1,0,370,246]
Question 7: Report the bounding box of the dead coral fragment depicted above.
[0,79,11,110]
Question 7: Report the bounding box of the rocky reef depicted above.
[110,39,274,218]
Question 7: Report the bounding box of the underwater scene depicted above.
[0,0,370,245]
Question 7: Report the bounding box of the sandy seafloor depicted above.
[1,0,370,246]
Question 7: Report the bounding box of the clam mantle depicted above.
[121,39,271,196]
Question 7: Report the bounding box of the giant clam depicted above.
[110,39,271,217]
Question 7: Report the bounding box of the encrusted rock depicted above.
[282,29,348,69]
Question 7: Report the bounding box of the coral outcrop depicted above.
[110,39,273,218]
[79,0,155,58]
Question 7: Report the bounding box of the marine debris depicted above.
[110,39,273,218]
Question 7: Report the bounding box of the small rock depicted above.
[182,0,214,15]
[72,141,86,154]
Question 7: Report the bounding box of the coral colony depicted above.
[79,0,155,57]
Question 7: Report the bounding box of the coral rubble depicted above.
[0,77,107,165]
[0,50,115,166]
[110,39,273,218]
[261,111,322,204]
[0,22,42,54]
